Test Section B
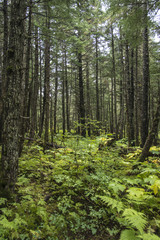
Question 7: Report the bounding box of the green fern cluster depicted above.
[0,135,160,239]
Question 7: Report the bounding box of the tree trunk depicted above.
[130,48,135,143]
[86,57,91,136]
[138,90,160,162]
[95,34,100,123]
[0,0,26,195]
[44,15,50,146]
[135,47,140,146]
[30,26,39,138]
[111,25,117,138]
[0,0,8,143]
[19,0,32,155]
[65,49,70,132]
[78,52,86,137]
[54,52,58,134]
[118,27,125,139]
[125,43,134,146]
[50,91,53,144]
[141,0,149,147]
[62,54,66,135]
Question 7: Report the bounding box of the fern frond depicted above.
[142,233,160,240]
[97,195,124,212]
[122,209,147,234]
[120,229,140,240]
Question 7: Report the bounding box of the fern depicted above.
[0,198,7,205]
[120,229,140,240]
[141,233,160,240]
[122,209,147,234]
[97,195,124,212]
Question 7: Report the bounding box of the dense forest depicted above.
[0,0,160,239]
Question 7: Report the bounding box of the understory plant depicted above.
[0,135,160,239]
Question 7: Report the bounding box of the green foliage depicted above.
[120,229,140,240]
[0,134,160,239]
[98,196,124,213]
[122,208,147,234]
[141,233,160,240]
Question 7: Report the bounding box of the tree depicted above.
[141,0,150,147]
[0,0,26,195]
[139,87,160,161]
[0,0,8,143]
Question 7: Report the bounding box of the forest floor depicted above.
[0,134,160,240]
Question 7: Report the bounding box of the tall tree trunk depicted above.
[86,57,91,136]
[54,52,58,134]
[130,48,135,143]
[125,43,134,146]
[30,26,39,138]
[141,0,149,147]
[62,54,66,135]
[95,34,100,123]
[50,91,53,144]
[65,49,70,132]
[44,15,50,146]
[0,0,8,143]
[111,25,117,138]
[135,47,139,146]
[0,0,26,195]
[19,0,32,155]
[78,52,85,137]
[39,46,43,136]
[118,28,125,139]
[138,89,160,162]
[110,77,114,133]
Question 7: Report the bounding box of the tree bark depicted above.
[19,0,32,155]
[86,57,91,136]
[78,52,86,137]
[125,43,134,146]
[138,90,160,162]
[141,0,149,147]
[44,14,50,146]
[0,0,8,143]
[95,34,100,123]
[135,47,140,146]
[65,49,70,132]
[62,53,66,135]
[54,51,58,134]
[118,27,125,139]
[111,25,117,138]
[0,0,26,195]
[30,26,39,138]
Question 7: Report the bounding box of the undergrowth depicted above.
[0,134,160,239]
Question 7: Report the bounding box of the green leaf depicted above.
[0,198,7,205]
[109,182,126,193]
[120,229,140,240]
[151,180,160,195]
[97,196,124,213]
[141,233,160,240]
[122,209,147,234]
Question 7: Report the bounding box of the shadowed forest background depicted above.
[0,0,160,239]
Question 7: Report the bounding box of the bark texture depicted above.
[0,0,26,194]
[139,90,160,162]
